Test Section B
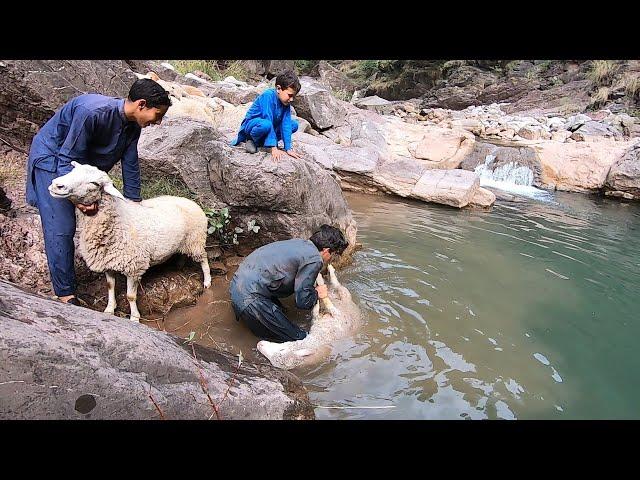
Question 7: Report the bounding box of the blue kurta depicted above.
[25,94,143,297]
[231,88,295,151]
[26,94,142,206]
[230,238,323,312]
[229,239,323,341]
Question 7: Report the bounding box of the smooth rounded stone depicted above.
[469,187,496,208]
[410,169,481,208]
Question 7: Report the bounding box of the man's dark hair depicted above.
[128,78,172,108]
[275,70,302,94]
[309,224,348,255]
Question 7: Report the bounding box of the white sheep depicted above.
[48,162,211,321]
[133,71,234,128]
[166,96,224,126]
[256,264,361,370]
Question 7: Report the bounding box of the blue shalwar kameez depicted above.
[25,94,142,297]
[229,239,323,342]
[231,88,299,150]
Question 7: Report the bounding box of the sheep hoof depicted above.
[204,280,211,288]
[257,340,282,358]
[104,307,115,315]
[130,315,141,323]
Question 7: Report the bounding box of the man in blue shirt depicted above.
[231,70,303,162]
[230,225,348,342]
[25,78,172,306]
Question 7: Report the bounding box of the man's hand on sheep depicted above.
[77,202,99,216]
[316,284,328,299]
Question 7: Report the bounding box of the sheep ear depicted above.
[103,182,125,200]
[71,161,81,168]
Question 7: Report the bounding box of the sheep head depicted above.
[48,161,125,205]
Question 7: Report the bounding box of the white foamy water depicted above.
[474,155,554,201]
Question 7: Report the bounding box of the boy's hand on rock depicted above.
[286,150,302,159]
[271,147,284,162]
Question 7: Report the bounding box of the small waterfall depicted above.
[475,155,534,185]
[474,155,553,201]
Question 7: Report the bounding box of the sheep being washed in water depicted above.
[48,161,211,321]
[257,264,362,370]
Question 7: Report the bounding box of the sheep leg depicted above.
[327,264,341,288]
[201,257,211,288]
[316,272,339,316]
[126,276,141,322]
[328,263,352,301]
[104,271,117,315]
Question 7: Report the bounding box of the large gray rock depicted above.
[293,125,489,208]
[0,207,50,294]
[294,77,347,130]
[0,60,137,148]
[137,116,358,253]
[476,77,537,105]
[0,279,314,420]
[604,141,640,199]
[564,113,592,132]
[570,121,623,142]
[420,65,500,110]
[207,141,358,253]
[353,96,396,115]
[241,60,295,79]
[138,117,222,207]
[317,61,357,95]
[503,80,592,116]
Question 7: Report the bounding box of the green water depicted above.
[300,190,640,419]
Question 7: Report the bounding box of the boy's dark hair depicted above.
[309,224,348,255]
[128,78,172,108]
[275,70,302,94]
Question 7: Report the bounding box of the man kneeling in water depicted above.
[229,225,348,342]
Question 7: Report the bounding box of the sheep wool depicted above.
[77,194,208,277]
[257,265,361,370]
[49,162,211,322]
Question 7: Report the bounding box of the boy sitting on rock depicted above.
[231,70,303,161]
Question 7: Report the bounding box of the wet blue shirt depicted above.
[26,94,142,206]
[231,88,294,150]
[230,239,323,313]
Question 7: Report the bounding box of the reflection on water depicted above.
[302,190,640,419]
